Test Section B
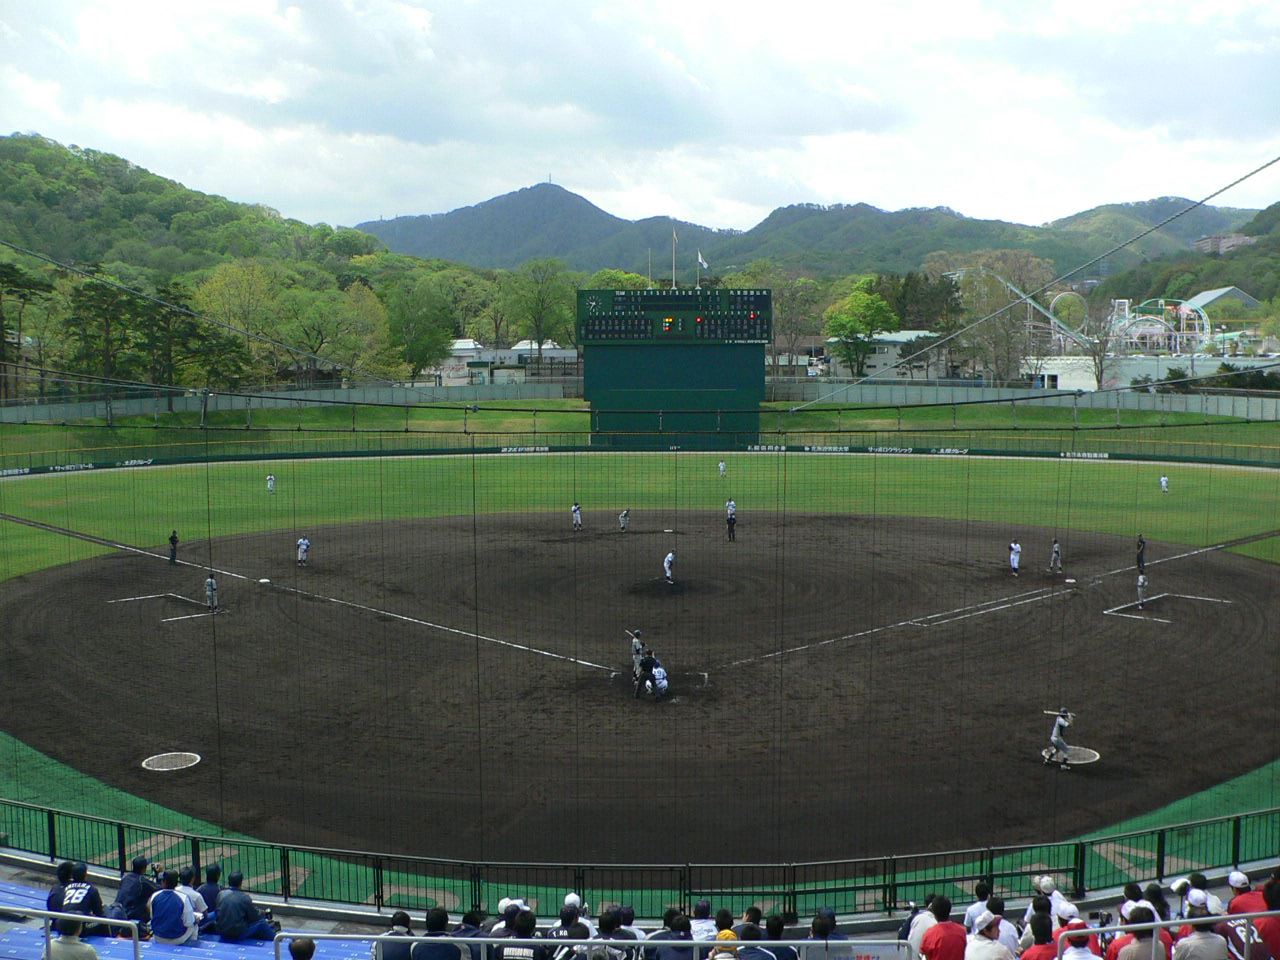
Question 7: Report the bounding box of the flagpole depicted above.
[647,249,652,289]
[671,227,677,290]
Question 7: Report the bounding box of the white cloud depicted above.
[0,0,1278,238]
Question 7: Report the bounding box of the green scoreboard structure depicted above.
[578,288,772,449]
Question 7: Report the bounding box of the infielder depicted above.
[204,573,219,613]
[1136,534,1146,573]
[1009,539,1021,577]
[725,499,736,541]
[663,550,676,584]
[297,536,311,566]
[1047,538,1062,573]
[266,473,276,494]
[1045,708,1073,765]
[1137,572,1149,610]
[572,501,582,531]
[168,530,179,566]
[1160,475,1169,494]
[618,508,630,532]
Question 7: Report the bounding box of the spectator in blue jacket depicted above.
[148,871,197,945]
[214,872,277,941]
[111,858,159,930]
[196,864,223,933]
[47,862,74,913]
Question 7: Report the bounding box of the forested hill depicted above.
[1091,199,1280,305]
[356,186,1258,278]
[0,133,384,282]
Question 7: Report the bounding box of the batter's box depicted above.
[106,592,214,623]
[1103,592,1231,625]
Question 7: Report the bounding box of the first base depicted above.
[1064,578,1077,584]
[258,578,271,584]
[663,528,674,533]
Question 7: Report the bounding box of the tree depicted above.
[824,289,898,377]
[192,260,283,382]
[586,268,649,290]
[386,276,456,379]
[0,263,53,399]
[512,259,573,360]
[65,278,144,424]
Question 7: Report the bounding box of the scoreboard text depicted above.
[578,288,772,344]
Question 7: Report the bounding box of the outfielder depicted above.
[572,502,583,531]
[1009,539,1021,577]
[725,499,736,542]
[266,473,276,494]
[1160,475,1169,494]
[1047,538,1062,573]
[297,536,311,566]
[204,573,219,613]
[618,508,630,532]
[663,550,676,584]
[718,460,726,479]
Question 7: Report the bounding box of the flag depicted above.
[697,251,708,270]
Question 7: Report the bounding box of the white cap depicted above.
[974,911,998,933]
[1038,876,1057,895]
[498,898,513,913]
[1187,890,1209,909]
[1228,871,1251,891]
[1171,879,1191,896]
[1119,901,1137,921]
[1056,902,1080,921]
[565,893,582,908]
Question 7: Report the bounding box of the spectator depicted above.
[980,898,1019,956]
[1186,875,1225,917]
[1173,896,1227,960]
[214,871,278,941]
[711,930,738,960]
[619,907,646,943]
[498,910,550,960]
[564,895,598,937]
[734,909,764,937]
[1024,878,1070,927]
[1060,922,1098,960]
[1225,873,1265,916]
[111,857,159,930]
[765,915,798,960]
[41,918,99,960]
[737,924,776,960]
[172,867,207,924]
[909,895,940,956]
[716,910,736,939]
[1212,915,1273,960]
[919,897,966,960]
[60,864,106,936]
[1145,885,1173,923]
[412,907,468,960]
[642,909,683,960]
[291,938,317,960]
[1019,897,1054,951]
[595,909,634,960]
[964,911,1013,960]
[1053,903,1101,957]
[1116,908,1168,960]
[692,902,718,942]
[196,864,224,931]
[815,908,847,941]
[374,911,417,960]
[1107,904,1174,960]
[653,915,695,960]
[964,884,992,934]
[47,862,75,913]
[1020,914,1057,960]
[491,901,525,938]
[1255,882,1280,960]
[450,910,489,960]
[148,870,197,945]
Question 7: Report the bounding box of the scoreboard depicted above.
[578,288,772,343]
[578,288,771,449]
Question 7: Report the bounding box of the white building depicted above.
[826,330,939,378]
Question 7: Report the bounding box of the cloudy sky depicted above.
[2,0,1280,231]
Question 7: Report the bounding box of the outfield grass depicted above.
[2,449,1279,578]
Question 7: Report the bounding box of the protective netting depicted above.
[1,422,1279,868]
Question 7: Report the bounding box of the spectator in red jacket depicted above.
[1226,872,1266,916]
[1254,882,1280,960]
[920,897,967,960]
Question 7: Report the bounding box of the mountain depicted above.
[356,187,1259,279]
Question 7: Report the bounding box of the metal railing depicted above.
[3,795,1278,921]
[0,905,141,960]
[271,933,915,960]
